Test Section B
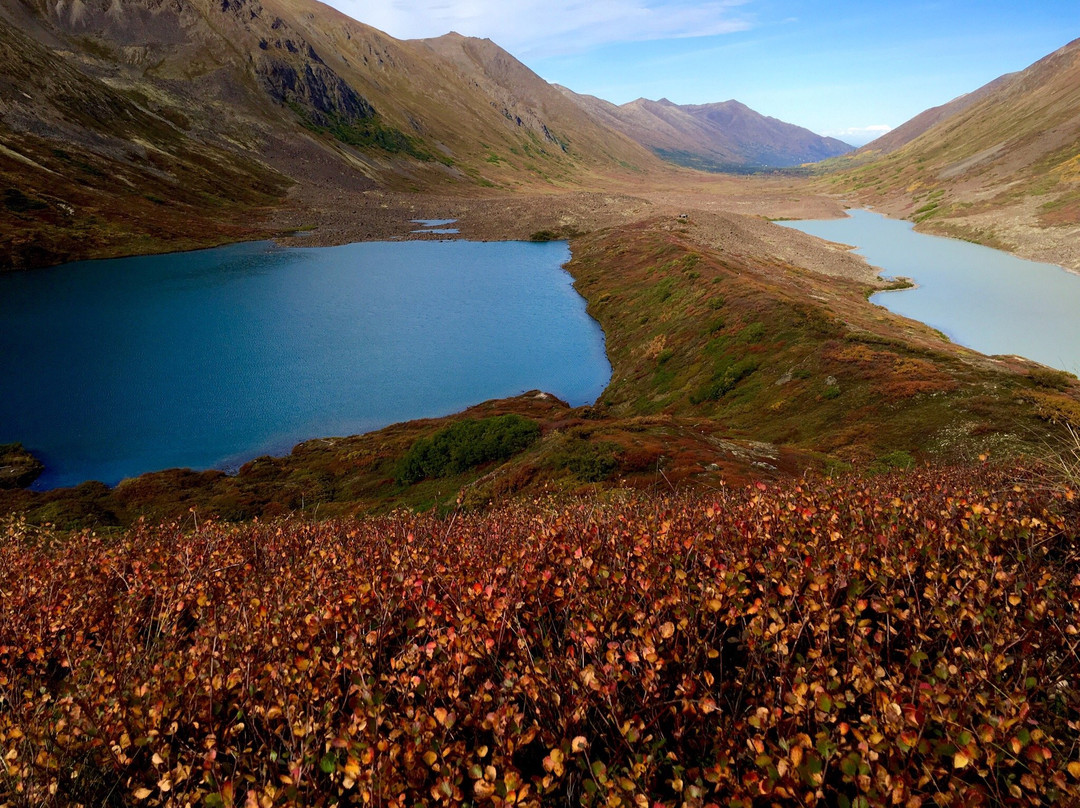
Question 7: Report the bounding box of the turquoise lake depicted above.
[780,209,1080,376]
[0,239,611,489]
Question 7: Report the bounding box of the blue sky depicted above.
[326,1,1079,145]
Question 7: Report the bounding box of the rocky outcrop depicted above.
[0,444,44,489]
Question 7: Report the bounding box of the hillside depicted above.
[0,10,291,270]
[821,37,1080,269]
[417,33,655,181]
[0,0,667,269]
[557,89,853,171]
[858,74,1015,156]
[4,465,1078,805]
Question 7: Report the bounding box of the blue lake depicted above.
[0,239,611,489]
[780,209,1080,376]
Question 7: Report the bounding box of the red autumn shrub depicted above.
[1,465,1077,806]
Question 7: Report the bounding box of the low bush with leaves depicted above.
[396,415,541,484]
[1,465,1078,806]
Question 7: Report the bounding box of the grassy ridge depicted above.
[2,465,1077,805]
[570,218,1080,459]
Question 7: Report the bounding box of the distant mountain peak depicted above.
[561,89,852,171]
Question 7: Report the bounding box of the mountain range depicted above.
[556,90,853,171]
[1,0,859,269]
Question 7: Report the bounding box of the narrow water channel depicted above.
[780,209,1080,376]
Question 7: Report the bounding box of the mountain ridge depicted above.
[557,85,853,171]
[858,72,1017,156]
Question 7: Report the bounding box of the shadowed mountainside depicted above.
[0,9,291,269]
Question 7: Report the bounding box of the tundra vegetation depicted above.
[2,465,1078,806]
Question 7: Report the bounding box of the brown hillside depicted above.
[417,33,657,181]
[859,73,1015,156]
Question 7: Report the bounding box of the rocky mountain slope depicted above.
[558,88,852,171]
[0,8,291,269]
[0,0,667,268]
[822,37,1080,269]
[858,74,1015,156]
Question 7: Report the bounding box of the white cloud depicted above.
[321,0,753,56]
[824,124,893,146]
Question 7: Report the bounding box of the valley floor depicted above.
[267,173,868,278]
[266,166,1080,281]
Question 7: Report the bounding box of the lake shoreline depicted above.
[785,203,1080,280]
[1,239,610,491]
[4,212,1078,526]
[781,209,1080,377]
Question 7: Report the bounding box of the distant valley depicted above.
[823,36,1080,270]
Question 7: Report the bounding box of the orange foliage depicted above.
[1,466,1078,806]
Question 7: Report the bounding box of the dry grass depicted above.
[1038,422,1080,498]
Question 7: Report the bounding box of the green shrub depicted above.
[871,450,916,473]
[736,321,766,343]
[397,415,541,484]
[823,457,853,477]
[1029,367,1076,391]
[529,227,582,242]
[553,440,620,482]
[690,357,759,403]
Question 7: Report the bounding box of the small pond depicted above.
[780,209,1080,375]
[0,239,610,489]
[412,219,460,235]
